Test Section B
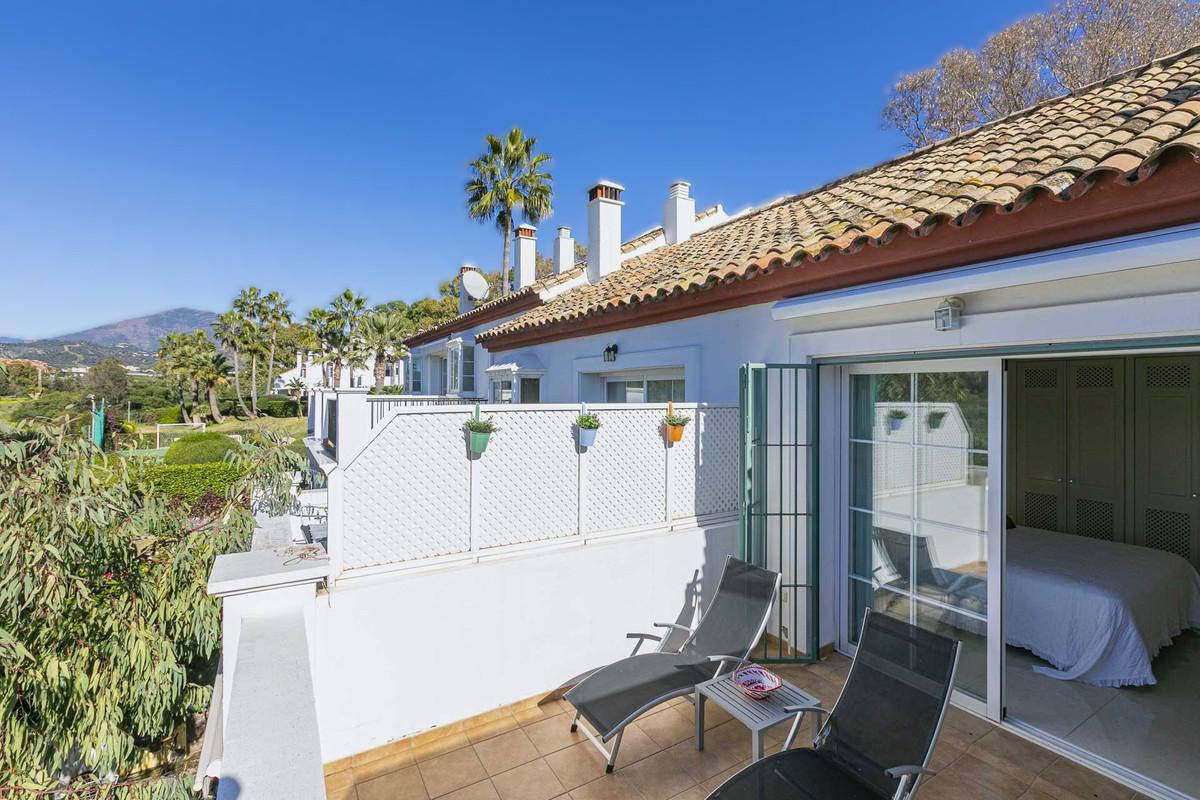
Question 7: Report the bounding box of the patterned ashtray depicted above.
[732,665,782,700]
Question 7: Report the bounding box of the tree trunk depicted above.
[178,383,191,424]
[250,354,259,416]
[333,361,343,388]
[207,385,225,424]
[500,218,512,295]
[373,352,388,390]
[232,350,251,417]
[267,332,277,396]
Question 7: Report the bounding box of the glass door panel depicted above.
[845,363,999,712]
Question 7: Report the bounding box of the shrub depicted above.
[464,416,498,433]
[257,395,299,417]
[143,462,245,506]
[8,391,86,422]
[575,412,601,429]
[370,384,406,395]
[163,432,241,465]
[153,405,184,424]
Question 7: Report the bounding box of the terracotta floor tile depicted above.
[936,751,1032,799]
[699,758,751,793]
[491,758,566,800]
[439,779,500,800]
[637,706,696,750]
[1035,758,1136,800]
[418,746,488,798]
[472,728,541,776]
[325,769,359,800]
[352,746,418,783]
[544,741,611,791]
[356,764,429,800]
[666,787,708,800]
[970,728,1058,785]
[613,723,665,767]
[568,772,648,800]
[618,749,697,800]
[524,712,587,755]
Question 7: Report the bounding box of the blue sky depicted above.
[0,1,1048,339]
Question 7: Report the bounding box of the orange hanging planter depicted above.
[663,401,691,444]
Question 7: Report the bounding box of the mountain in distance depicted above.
[0,336,21,344]
[53,307,217,350]
[0,307,217,369]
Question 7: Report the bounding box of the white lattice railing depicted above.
[338,403,740,571]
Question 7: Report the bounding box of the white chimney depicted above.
[663,181,695,245]
[515,224,537,290]
[587,181,624,283]
[553,226,574,274]
[458,265,475,314]
[296,350,304,370]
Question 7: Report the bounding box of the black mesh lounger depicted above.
[564,556,781,773]
[706,608,961,800]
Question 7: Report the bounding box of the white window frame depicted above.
[601,368,685,403]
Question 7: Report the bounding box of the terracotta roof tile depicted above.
[480,46,1200,345]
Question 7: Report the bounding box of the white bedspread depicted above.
[1007,526,1200,687]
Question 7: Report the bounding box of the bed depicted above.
[1006,525,1200,687]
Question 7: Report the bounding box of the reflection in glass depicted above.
[849,511,910,591]
[912,522,987,617]
[850,441,913,517]
[848,582,910,645]
[917,371,987,449]
[851,374,912,442]
[913,600,987,701]
[915,450,988,531]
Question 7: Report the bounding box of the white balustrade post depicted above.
[577,402,587,537]
[333,387,371,464]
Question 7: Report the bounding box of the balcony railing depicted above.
[366,395,481,428]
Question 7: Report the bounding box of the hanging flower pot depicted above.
[927,410,947,430]
[576,411,601,448]
[464,415,497,454]
[664,412,691,443]
[887,409,908,433]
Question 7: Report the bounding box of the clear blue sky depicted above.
[0,1,1048,339]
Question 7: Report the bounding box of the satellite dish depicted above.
[461,269,491,302]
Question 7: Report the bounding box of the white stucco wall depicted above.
[311,520,738,762]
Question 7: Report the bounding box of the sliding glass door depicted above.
[840,359,1003,718]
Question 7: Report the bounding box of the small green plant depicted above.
[927,410,947,429]
[887,409,909,421]
[663,413,691,427]
[464,416,498,434]
[576,412,601,430]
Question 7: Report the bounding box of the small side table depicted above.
[695,672,818,761]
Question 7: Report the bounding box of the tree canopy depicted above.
[881,0,1200,148]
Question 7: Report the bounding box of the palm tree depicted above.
[233,287,268,415]
[213,310,252,417]
[318,334,366,388]
[304,307,336,387]
[285,377,307,417]
[155,332,193,423]
[465,127,553,296]
[263,291,293,395]
[359,311,407,390]
[195,349,231,424]
[329,289,368,384]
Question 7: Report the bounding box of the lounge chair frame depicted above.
[569,557,782,772]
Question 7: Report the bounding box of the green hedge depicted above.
[257,396,300,417]
[143,462,244,505]
[163,432,241,465]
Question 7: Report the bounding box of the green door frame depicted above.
[739,363,820,663]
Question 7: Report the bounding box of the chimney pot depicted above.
[515,224,537,290]
[587,180,624,283]
[663,180,695,245]
[459,263,477,314]
[553,226,575,275]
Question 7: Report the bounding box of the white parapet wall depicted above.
[311,518,738,763]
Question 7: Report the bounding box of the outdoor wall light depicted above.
[603,344,619,362]
[934,297,964,331]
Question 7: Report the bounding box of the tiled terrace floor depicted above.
[325,654,1150,800]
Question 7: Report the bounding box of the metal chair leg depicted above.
[605,730,624,773]
[569,709,581,733]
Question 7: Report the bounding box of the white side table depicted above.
[695,672,819,761]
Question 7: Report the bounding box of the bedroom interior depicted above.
[1005,353,1200,798]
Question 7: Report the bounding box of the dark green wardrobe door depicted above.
[1134,356,1200,568]
[1066,359,1125,542]
[1014,361,1067,531]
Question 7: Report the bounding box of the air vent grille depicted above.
[1024,491,1058,531]
[1146,362,1191,389]
[1075,365,1114,389]
[1074,499,1114,541]
[1145,508,1192,561]
[1024,367,1058,389]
